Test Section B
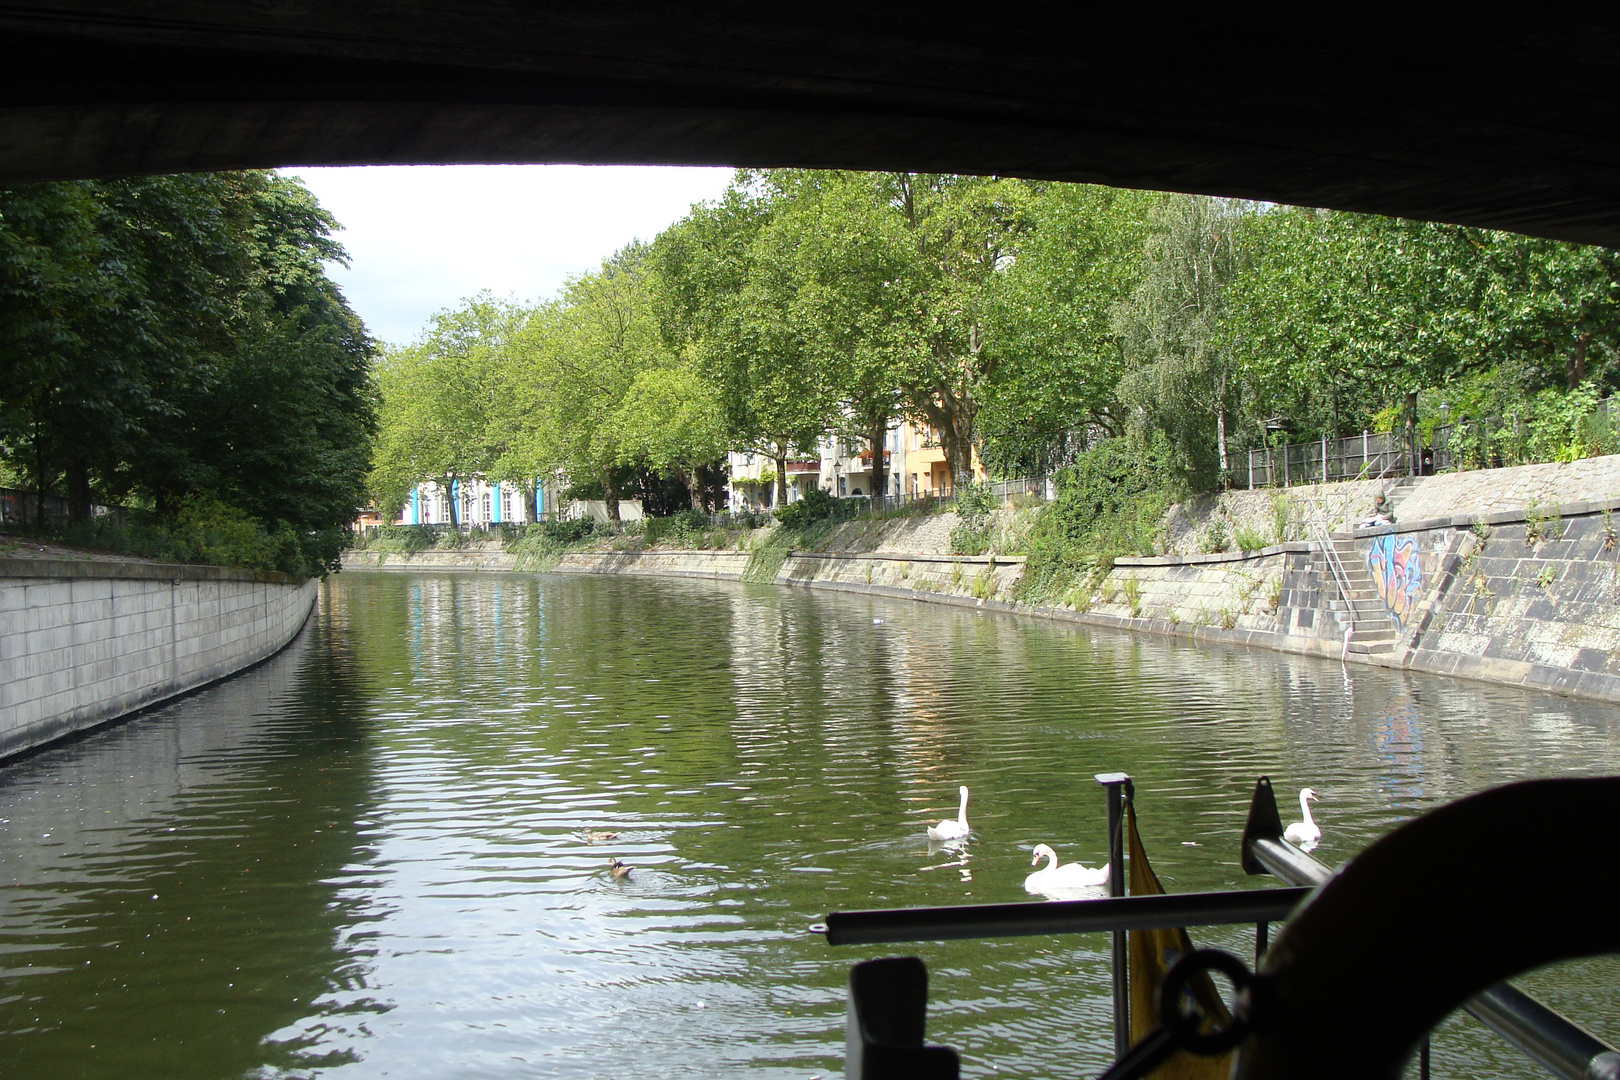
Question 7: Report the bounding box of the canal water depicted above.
[3,571,1618,1079]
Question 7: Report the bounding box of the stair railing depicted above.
[1303,494,1364,659]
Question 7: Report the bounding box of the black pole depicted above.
[1096,771,1132,1057]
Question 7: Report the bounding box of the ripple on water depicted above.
[1,572,1617,1079]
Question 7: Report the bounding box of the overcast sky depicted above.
[282,164,735,347]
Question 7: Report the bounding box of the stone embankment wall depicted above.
[1071,498,1620,702]
[554,548,1024,610]
[347,546,1025,611]
[343,547,520,572]
[0,559,316,759]
[341,454,1620,703]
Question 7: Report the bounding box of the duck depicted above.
[1283,787,1321,850]
[583,830,621,844]
[1025,844,1110,893]
[608,858,633,880]
[926,786,971,841]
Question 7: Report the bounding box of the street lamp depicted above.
[833,456,842,496]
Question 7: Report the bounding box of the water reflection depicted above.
[1,570,1617,1079]
[0,616,384,1079]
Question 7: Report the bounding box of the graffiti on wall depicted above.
[1365,532,1424,629]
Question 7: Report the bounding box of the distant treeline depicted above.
[0,172,376,574]
[374,170,1620,521]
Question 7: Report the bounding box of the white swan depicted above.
[927,786,971,840]
[1025,844,1110,893]
[1283,787,1321,850]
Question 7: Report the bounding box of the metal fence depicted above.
[0,487,125,530]
[1245,433,1408,489]
[1245,396,1620,489]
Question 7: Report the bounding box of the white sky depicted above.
[282,164,736,347]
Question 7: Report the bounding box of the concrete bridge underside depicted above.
[2,4,1619,246]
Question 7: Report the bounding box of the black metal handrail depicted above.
[818,887,1313,947]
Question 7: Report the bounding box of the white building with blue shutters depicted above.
[397,478,540,527]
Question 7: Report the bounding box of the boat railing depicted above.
[820,772,1620,1080]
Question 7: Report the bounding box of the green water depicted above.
[2,571,1617,1079]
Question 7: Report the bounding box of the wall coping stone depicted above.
[1328,495,1620,540]
[1115,543,1310,568]
[785,550,1021,565]
[0,557,302,585]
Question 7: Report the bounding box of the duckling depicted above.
[583,830,621,844]
[608,858,633,880]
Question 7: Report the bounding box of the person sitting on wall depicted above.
[1359,493,1396,529]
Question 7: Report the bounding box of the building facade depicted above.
[725,417,984,511]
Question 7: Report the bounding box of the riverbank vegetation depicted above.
[0,172,377,575]
[372,169,1620,590]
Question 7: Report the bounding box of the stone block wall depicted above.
[0,560,316,759]
[1393,504,1620,699]
[344,544,520,572]
[778,551,1023,606]
[1085,548,1292,634]
[558,548,755,579]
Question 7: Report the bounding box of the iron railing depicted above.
[1246,432,1407,489]
[0,486,126,530]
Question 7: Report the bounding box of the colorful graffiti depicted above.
[1366,532,1424,629]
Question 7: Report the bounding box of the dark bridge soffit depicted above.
[4,3,1620,246]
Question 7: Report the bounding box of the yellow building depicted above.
[899,419,983,498]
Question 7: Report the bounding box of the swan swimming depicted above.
[1025,844,1110,893]
[1283,787,1321,851]
[927,786,971,840]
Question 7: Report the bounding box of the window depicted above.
[502,489,513,520]
[482,492,491,521]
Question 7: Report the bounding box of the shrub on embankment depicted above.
[1014,438,1182,604]
[10,498,316,576]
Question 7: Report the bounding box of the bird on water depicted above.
[927,786,971,841]
[609,858,633,880]
[1025,843,1109,893]
[1284,787,1322,851]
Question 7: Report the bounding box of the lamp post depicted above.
[833,456,842,496]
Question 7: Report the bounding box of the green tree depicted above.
[1113,195,1246,488]
[370,294,524,525]
[523,249,676,520]
[978,183,1156,473]
[1,172,376,574]
[651,178,836,507]
[609,365,728,511]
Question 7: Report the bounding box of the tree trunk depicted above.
[445,478,460,528]
[1404,391,1420,476]
[33,408,46,530]
[867,419,888,502]
[1214,369,1229,489]
[774,452,788,509]
[1568,334,1590,388]
[941,414,975,493]
[66,456,91,526]
[602,466,621,522]
[685,465,705,511]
